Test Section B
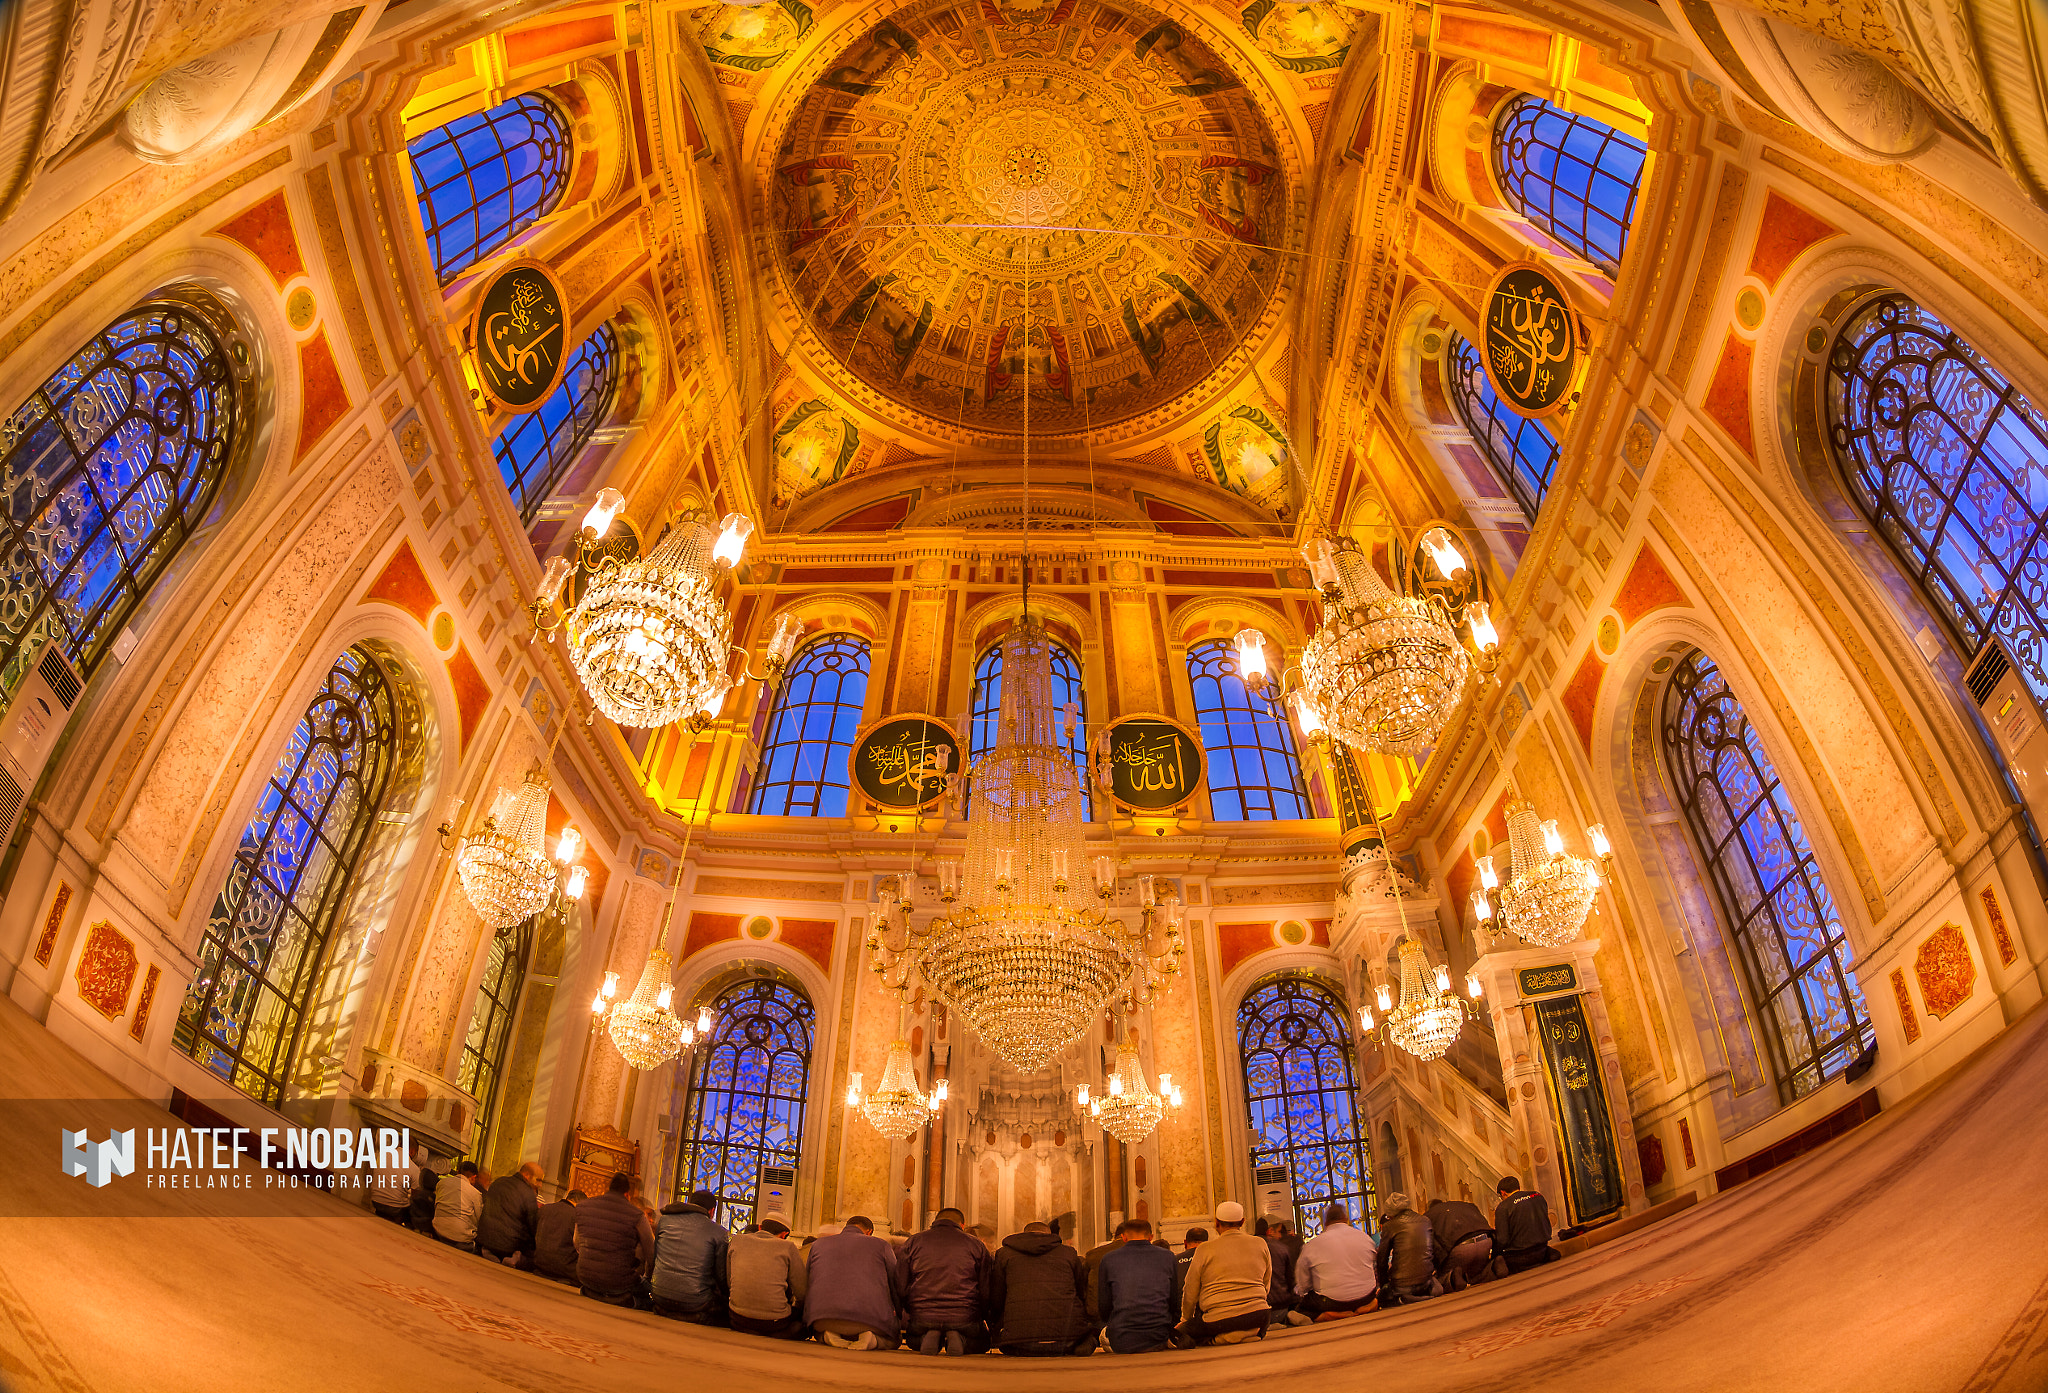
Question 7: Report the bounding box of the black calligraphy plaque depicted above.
[1534,994,1625,1224]
[470,259,569,413]
[850,716,960,811]
[1480,261,1580,419]
[1101,716,1203,812]
[1517,962,1578,998]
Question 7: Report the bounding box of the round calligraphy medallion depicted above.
[1097,714,1204,812]
[469,258,571,414]
[1479,261,1581,419]
[849,715,962,811]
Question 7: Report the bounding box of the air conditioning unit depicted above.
[0,646,84,852]
[1253,1164,1294,1224]
[755,1165,795,1226]
[1964,641,2048,830]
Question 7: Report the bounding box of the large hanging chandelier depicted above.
[1366,937,1479,1063]
[455,768,561,929]
[1079,1033,1183,1144]
[590,948,712,1071]
[847,1037,947,1141]
[1294,537,1470,758]
[1472,799,1612,948]
[871,618,1184,1072]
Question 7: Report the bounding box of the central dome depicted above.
[768,0,1289,439]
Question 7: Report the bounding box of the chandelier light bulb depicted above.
[1051,849,1069,888]
[1478,855,1498,891]
[580,487,626,539]
[1471,888,1493,922]
[1359,1004,1375,1031]
[538,554,574,608]
[1090,1098,1101,1117]
[1094,855,1116,894]
[1375,982,1394,1013]
[1233,627,1269,686]
[846,1073,863,1107]
[1433,963,1452,994]
[602,971,619,1000]
[938,861,960,900]
[1542,820,1565,857]
[1468,601,1500,652]
[697,1006,713,1035]
[1588,823,1612,858]
[1287,688,1327,741]
[680,1021,695,1047]
[1108,1073,1124,1097]
[934,1078,949,1104]
[1077,1083,1091,1107]
[712,512,754,567]
[1158,1071,1173,1094]
[1467,972,1484,1000]
[564,864,588,900]
[556,825,582,864]
[1303,537,1340,590]
[1170,1086,1184,1108]
[656,983,673,1010]
[590,990,606,1014]
[695,678,729,722]
[1139,873,1155,908]
[1423,532,1466,577]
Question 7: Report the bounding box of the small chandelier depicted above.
[847,1035,947,1141]
[1079,1032,1182,1144]
[1472,799,1611,948]
[454,768,580,929]
[590,948,713,1071]
[1363,937,1480,1062]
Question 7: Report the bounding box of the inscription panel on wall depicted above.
[850,716,960,810]
[470,259,569,413]
[1098,715,1203,811]
[1481,261,1579,418]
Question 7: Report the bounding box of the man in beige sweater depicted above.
[1176,1202,1274,1346]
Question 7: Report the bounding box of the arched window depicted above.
[493,323,621,524]
[1827,293,2048,703]
[1237,974,1374,1238]
[1493,96,1647,276]
[175,646,399,1106]
[1446,331,1560,520]
[967,636,1091,819]
[1661,649,1872,1100]
[1187,637,1309,820]
[457,916,533,1163]
[408,93,572,284]
[0,290,243,705]
[748,635,870,817]
[676,977,815,1231]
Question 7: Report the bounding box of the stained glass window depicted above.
[492,323,620,524]
[967,637,1091,818]
[456,916,532,1163]
[1493,96,1647,276]
[1446,331,1560,520]
[675,978,815,1231]
[1827,293,2048,704]
[1187,637,1309,820]
[0,290,241,706]
[175,646,399,1106]
[748,635,870,817]
[408,94,571,284]
[1661,649,1872,1100]
[1238,973,1374,1238]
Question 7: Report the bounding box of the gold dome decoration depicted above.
[766,0,1291,442]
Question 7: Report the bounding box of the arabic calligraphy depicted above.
[1101,717,1203,811]
[1517,963,1578,997]
[472,263,568,411]
[1482,264,1578,417]
[852,719,961,809]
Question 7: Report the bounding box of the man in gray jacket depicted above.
[726,1219,809,1338]
[651,1189,730,1324]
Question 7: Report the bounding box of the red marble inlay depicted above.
[362,540,439,625]
[296,329,351,459]
[1561,646,1605,755]
[504,14,615,67]
[1914,923,1975,1019]
[129,964,161,1041]
[1891,967,1921,1043]
[1981,886,2018,967]
[446,643,490,754]
[34,882,70,966]
[74,922,138,1020]
[778,917,837,972]
[1703,332,1755,458]
[1217,920,1276,979]
[1746,191,1841,291]
[1614,544,1689,625]
[210,190,306,288]
[682,911,744,961]
[1309,918,1331,946]
[401,1080,429,1112]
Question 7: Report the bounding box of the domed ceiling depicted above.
[764,0,1294,443]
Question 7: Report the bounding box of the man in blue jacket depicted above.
[1097,1218,1181,1353]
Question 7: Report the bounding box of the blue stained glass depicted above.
[1663,649,1871,1100]
[176,647,399,1106]
[491,323,621,525]
[1446,332,1561,521]
[407,94,571,284]
[1492,96,1647,276]
[749,636,870,817]
[1187,639,1310,821]
[676,978,814,1231]
[967,638,1091,818]
[1236,974,1373,1237]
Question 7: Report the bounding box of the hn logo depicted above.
[62,1127,135,1187]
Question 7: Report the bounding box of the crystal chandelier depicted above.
[1293,537,1471,758]
[455,768,562,929]
[1365,938,1479,1063]
[872,618,1184,1072]
[1471,799,1612,948]
[1079,1034,1182,1144]
[590,948,713,1071]
[847,1036,947,1141]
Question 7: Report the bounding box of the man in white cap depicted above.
[1175,1201,1273,1346]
